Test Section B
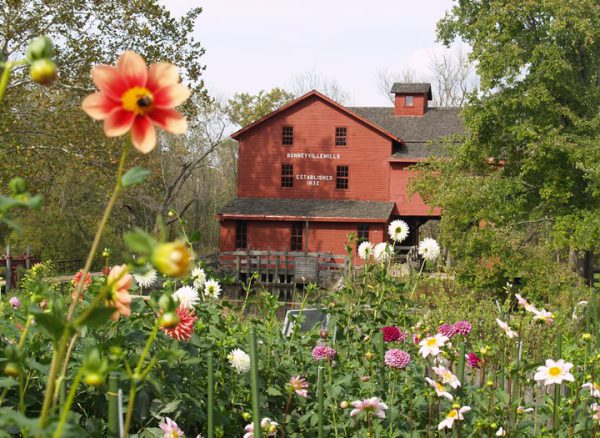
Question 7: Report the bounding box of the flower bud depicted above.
[361,375,370,382]
[486,379,494,387]
[582,333,592,341]
[365,352,374,361]
[242,412,251,421]
[84,372,104,387]
[168,210,176,217]
[268,425,277,433]
[102,248,110,257]
[319,330,328,339]
[340,401,349,409]
[30,59,57,85]
[452,403,460,409]
[152,241,192,278]
[159,311,180,329]
[3,362,20,378]
[27,36,53,61]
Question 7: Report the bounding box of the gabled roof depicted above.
[391,83,432,99]
[218,198,394,222]
[230,90,400,142]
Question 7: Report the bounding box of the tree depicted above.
[412,0,600,291]
[377,46,476,106]
[226,88,295,128]
[292,70,351,104]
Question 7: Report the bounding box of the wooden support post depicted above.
[5,245,12,291]
[246,252,251,278]
[257,254,261,282]
[265,251,270,284]
[235,254,241,282]
[274,255,280,298]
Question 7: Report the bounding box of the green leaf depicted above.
[121,166,150,188]
[188,230,201,243]
[0,196,20,211]
[0,378,17,389]
[266,386,283,396]
[33,312,66,340]
[80,306,115,328]
[124,228,156,255]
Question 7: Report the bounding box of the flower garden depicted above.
[1,28,600,438]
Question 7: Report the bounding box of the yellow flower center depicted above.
[594,382,600,391]
[447,410,458,418]
[427,338,438,347]
[548,366,562,377]
[436,383,445,391]
[121,86,154,116]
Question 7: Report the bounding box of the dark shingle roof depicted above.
[390,83,432,99]
[346,106,464,158]
[219,198,394,221]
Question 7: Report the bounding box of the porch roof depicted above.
[217,198,394,222]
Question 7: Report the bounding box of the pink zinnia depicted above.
[438,323,457,338]
[159,417,184,438]
[312,344,336,361]
[381,326,407,342]
[384,349,410,369]
[350,397,388,418]
[453,321,472,336]
[161,306,198,341]
[466,352,483,369]
[289,376,308,398]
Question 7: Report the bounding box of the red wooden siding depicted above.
[394,94,428,116]
[236,95,391,202]
[389,162,440,216]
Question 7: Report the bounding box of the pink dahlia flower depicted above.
[381,326,407,342]
[350,397,388,418]
[161,305,198,341]
[312,344,336,361]
[82,51,190,153]
[9,296,21,309]
[159,417,184,438]
[384,349,410,369]
[107,264,133,321]
[289,376,308,398]
[453,321,472,336]
[438,323,457,338]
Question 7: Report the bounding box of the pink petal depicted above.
[81,92,119,120]
[103,108,135,137]
[153,84,191,108]
[117,51,148,87]
[147,62,180,91]
[131,117,157,153]
[92,65,129,101]
[148,108,187,135]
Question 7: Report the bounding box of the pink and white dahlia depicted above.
[350,397,388,418]
[159,417,184,438]
[9,296,21,309]
[432,366,461,389]
[438,406,471,430]
[582,382,600,398]
[418,334,449,358]
[289,376,308,398]
[425,377,453,400]
[160,306,198,341]
[532,308,554,325]
[243,417,278,438]
[384,349,410,369]
[496,319,518,339]
[534,359,574,385]
[312,344,336,361]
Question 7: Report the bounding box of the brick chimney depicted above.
[391,83,432,116]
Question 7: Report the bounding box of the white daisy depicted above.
[191,266,206,289]
[204,279,221,299]
[432,366,461,389]
[357,241,374,260]
[496,319,518,339]
[373,242,392,262]
[582,382,600,398]
[532,308,554,324]
[534,359,574,385]
[173,285,200,309]
[515,293,538,313]
[418,237,440,261]
[516,406,534,414]
[388,219,409,243]
[418,334,449,358]
[496,426,506,436]
[425,377,453,400]
[133,268,158,289]
[228,348,251,374]
[438,406,471,430]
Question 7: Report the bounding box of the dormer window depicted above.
[405,96,414,107]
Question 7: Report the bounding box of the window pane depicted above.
[282,126,294,145]
[405,96,414,106]
[281,164,294,187]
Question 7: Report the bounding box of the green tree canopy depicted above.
[226,87,295,127]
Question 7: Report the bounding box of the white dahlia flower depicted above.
[173,285,200,309]
[228,348,251,374]
[204,279,221,299]
[357,241,374,260]
[388,219,409,243]
[418,237,440,261]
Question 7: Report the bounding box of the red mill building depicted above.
[217,83,463,279]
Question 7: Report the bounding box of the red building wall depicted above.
[236,95,391,202]
[394,94,427,116]
[389,162,441,216]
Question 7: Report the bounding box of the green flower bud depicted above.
[83,372,104,387]
[582,333,592,341]
[27,36,53,61]
[159,311,180,329]
[340,401,349,409]
[152,241,192,278]
[30,59,57,85]
[8,177,27,195]
[242,412,252,421]
[158,293,177,312]
[3,362,20,378]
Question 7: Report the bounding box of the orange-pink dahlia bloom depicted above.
[82,51,190,153]
[161,305,198,341]
[107,264,133,321]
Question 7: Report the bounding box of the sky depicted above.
[161,0,458,106]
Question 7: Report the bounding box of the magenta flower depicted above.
[350,397,388,418]
[312,344,336,361]
[381,326,407,342]
[9,297,21,309]
[466,352,483,369]
[289,376,308,398]
[159,417,184,438]
[453,321,472,335]
[384,349,411,369]
[438,323,456,338]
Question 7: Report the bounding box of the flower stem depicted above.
[38,142,130,431]
[281,393,292,438]
[317,366,324,438]
[123,320,159,437]
[53,368,84,438]
[248,326,261,438]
